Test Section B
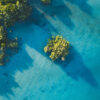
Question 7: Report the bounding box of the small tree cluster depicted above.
[0,26,18,65]
[0,0,32,27]
[0,0,32,65]
[44,35,69,61]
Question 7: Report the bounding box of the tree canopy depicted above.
[0,0,32,65]
[44,35,69,61]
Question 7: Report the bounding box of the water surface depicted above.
[0,0,100,100]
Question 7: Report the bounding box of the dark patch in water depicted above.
[66,0,93,16]
[3,73,9,77]
[23,96,28,100]
[55,45,98,87]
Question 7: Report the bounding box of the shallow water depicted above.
[0,0,100,100]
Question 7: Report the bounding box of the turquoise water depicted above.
[0,0,100,100]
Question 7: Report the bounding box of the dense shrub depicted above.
[0,0,32,65]
[0,26,19,65]
[0,0,32,27]
[44,35,69,61]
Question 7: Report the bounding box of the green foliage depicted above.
[0,0,32,27]
[0,26,18,65]
[0,0,32,65]
[0,26,7,40]
[41,0,51,4]
[44,35,69,61]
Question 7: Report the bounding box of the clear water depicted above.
[0,0,100,100]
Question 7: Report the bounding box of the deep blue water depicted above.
[0,0,100,100]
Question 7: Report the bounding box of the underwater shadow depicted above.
[66,0,93,15]
[0,68,19,98]
[56,46,98,87]
[30,0,74,30]
[0,27,34,98]
[30,7,58,33]
[17,21,98,88]
[13,21,52,56]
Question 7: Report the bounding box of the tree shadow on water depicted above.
[0,69,19,98]
[29,0,93,32]
[56,45,98,87]
[29,0,74,30]
[17,21,98,88]
[0,21,51,99]
[21,21,98,88]
[0,40,33,98]
[0,0,94,97]
[30,7,58,33]
[66,0,93,15]
[0,22,52,98]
